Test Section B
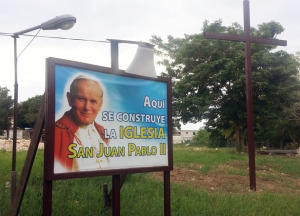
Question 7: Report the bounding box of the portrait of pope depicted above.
[54,75,109,173]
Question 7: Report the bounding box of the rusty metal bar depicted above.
[244,0,256,191]
[204,32,287,47]
[250,37,287,46]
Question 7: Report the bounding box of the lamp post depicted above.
[11,14,76,204]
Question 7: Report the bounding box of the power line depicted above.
[23,34,110,43]
[0,31,110,43]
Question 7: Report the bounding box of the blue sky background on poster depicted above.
[55,65,169,146]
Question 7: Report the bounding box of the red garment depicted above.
[54,111,109,171]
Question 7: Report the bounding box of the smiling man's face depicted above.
[67,79,103,125]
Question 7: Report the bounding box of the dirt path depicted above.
[149,162,300,194]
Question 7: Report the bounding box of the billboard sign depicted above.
[45,58,172,180]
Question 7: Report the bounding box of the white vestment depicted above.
[72,122,109,171]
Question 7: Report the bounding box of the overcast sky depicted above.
[0,0,299,130]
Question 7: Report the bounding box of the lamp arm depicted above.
[13,25,41,37]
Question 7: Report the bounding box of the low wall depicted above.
[173,135,182,144]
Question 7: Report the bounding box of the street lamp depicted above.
[11,14,76,204]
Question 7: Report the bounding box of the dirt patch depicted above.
[0,139,44,151]
[149,163,300,194]
[225,161,249,169]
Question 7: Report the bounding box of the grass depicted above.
[174,145,247,173]
[255,155,300,178]
[1,147,300,215]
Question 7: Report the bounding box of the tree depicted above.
[208,128,227,148]
[192,127,211,146]
[151,20,300,151]
[254,109,300,149]
[0,87,13,138]
[18,95,43,129]
[287,51,300,121]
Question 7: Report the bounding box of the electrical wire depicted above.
[0,31,110,43]
[22,34,110,43]
[17,29,41,58]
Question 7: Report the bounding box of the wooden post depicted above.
[164,171,171,216]
[43,179,52,216]
[243,1,256,190]
[9,95,45,216]
[109,174,127,198]
[112,175,120,216]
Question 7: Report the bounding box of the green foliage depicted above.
[208,128,228,148]
[192,127,211,146]
[18,95,43,129]
[0,87,13,136]
[254,108,300,149]
[151,20,300,151]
